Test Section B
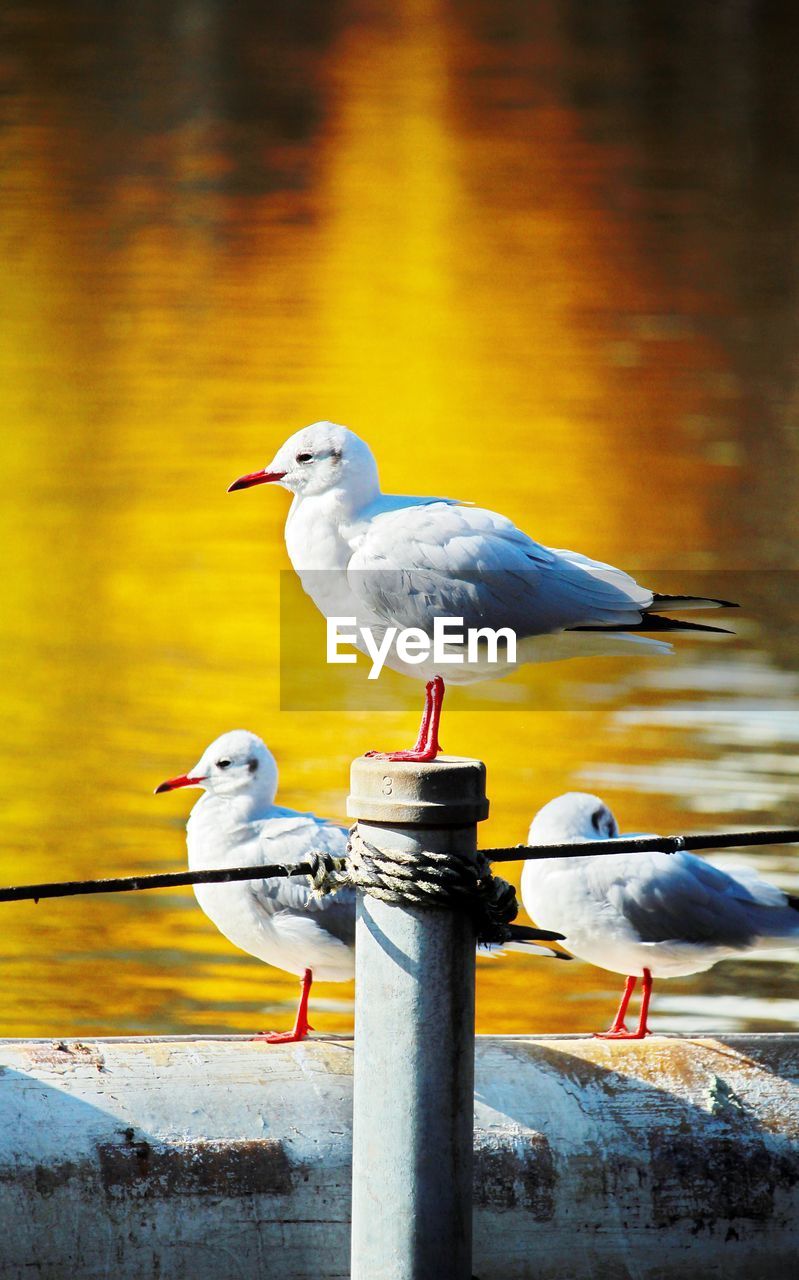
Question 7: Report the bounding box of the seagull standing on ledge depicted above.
[228,421,736,761]
[522,792,799,1039]
[155,729,354,1043]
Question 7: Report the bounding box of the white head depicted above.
[155,729,278,806]
[528,792,619,844]
[228,421,380,504]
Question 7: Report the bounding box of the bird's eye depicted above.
[295,451,313,464]
[216,758,232,769]
[590,809,605,833]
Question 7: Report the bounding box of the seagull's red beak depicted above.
[154,774,206,795]
[227,468,287,492]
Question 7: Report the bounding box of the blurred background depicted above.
[1,0,799,1037]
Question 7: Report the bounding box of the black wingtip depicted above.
[656,619,735,635]
[650,617,735,635]
[651,592,740,610]
[572,616,734,636]
[506,924,565,942]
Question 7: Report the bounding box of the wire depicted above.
[0,827,796,904]
[0,858,344,904]
[485,827,799,863]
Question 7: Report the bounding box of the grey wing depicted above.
[603,850,789,947]
[348,503,652,637]
[248,813,356,947]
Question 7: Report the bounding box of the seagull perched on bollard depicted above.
[228,422,736,761]
[155,729,355,1043]
[522,791,799,1039]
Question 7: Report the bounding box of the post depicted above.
[347,755,489,1280]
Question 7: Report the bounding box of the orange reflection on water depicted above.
[0,0,797,1037]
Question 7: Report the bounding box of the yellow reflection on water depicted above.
[0,0,796,1037]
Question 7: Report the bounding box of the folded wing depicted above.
[603,848,798,948]
[248,812,355,948]
[348,501,653,637]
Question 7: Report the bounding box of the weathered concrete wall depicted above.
[0,1034,796,1279]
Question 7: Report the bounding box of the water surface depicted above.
[1,0,798,1037]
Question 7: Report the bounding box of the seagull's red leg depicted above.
[594,974,637,1039]
[422,674,444,757]
[253,968,314,1044]
[365,676,445,762]
[408,682,434,753]
[635,968,653,1039]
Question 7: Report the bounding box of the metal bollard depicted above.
[347,755,489,1280]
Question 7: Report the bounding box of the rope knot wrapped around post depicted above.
[304,832,555,946]
[341,826,559,948]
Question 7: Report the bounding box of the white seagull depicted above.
[155,729,354,1043]
[228,422,735,760]
[522,791,799,1038]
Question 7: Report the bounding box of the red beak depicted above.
[227,468,287,492]
[154,774,206,795]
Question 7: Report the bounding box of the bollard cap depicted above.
[347,755,489,826]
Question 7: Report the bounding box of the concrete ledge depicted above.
[0,1035,797,1278]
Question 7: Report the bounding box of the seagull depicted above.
[228,422,736,760]
[154,729,566,1038]
[521,791,799,1039]
[155,729,355,1043]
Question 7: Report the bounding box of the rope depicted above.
[304,851,351,895]
[0,837,557,950]
[343,827,541,947]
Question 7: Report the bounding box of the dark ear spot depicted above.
[590,808,605,833]
[248,757,258,774]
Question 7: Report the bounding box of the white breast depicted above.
[186,799,354,983]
